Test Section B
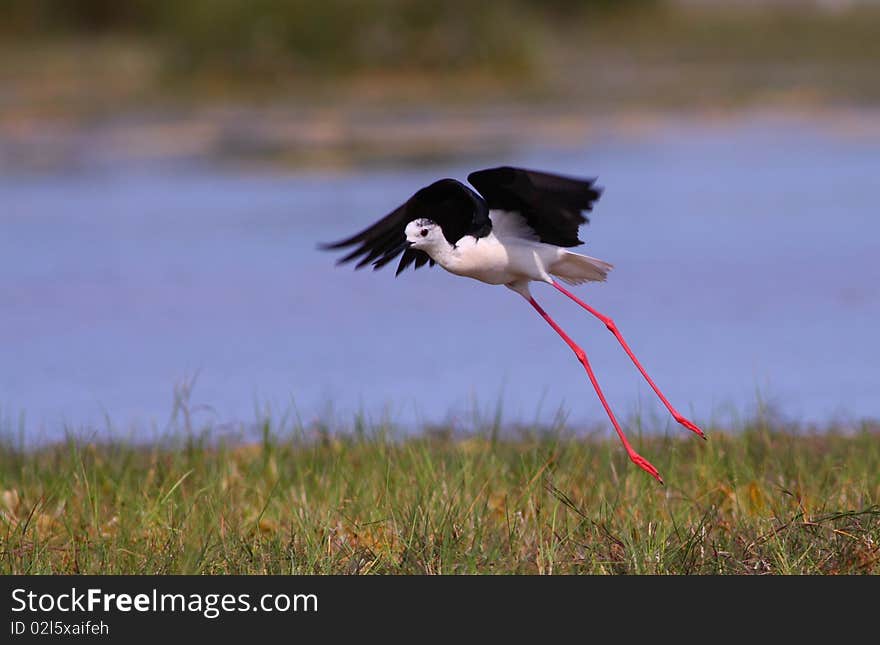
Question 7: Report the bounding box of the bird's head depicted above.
[404,218,445,250]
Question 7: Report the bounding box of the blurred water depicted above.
[1,119,878,442]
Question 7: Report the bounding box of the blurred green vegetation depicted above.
[2,0,652,76]
[3,1,880,113]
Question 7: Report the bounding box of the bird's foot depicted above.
[629,453,664,485]
[675,415,707,440]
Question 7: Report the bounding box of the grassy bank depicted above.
[4,3,880,171]
[3,3,880,119]
[2,425,878,574]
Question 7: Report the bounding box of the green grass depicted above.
[3,2,880,117]
[2,422,878,574]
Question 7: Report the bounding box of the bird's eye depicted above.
[420,229,428,237]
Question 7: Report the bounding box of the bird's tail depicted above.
[550,251,613,285]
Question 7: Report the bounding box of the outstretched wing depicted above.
[321,178,490,275]
[467,166,602,248]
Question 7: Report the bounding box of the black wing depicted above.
[467,166,602,248]
[321,178,491,276]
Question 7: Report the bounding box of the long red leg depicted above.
[551,280,706,440]
[527,296,663,483]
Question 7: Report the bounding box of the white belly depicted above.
[436,234,555,285]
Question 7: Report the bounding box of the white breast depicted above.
[437,233,556,286]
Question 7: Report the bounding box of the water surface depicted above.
[2,119,877,442]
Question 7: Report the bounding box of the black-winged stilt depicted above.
[322,166,705,483]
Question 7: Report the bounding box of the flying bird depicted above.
[322,166,705,482]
